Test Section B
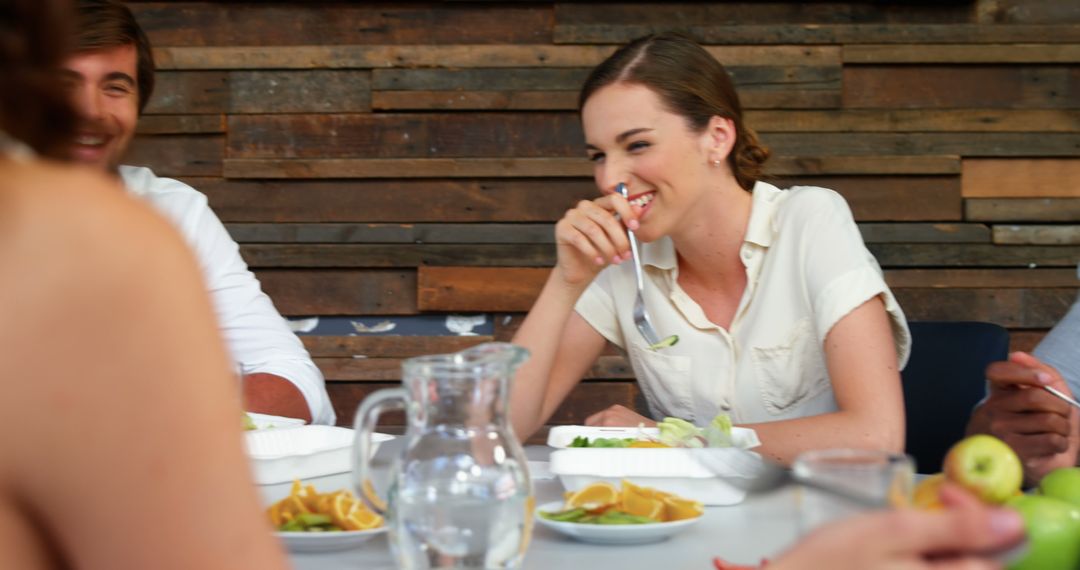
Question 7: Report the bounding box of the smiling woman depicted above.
[509,32,911,466]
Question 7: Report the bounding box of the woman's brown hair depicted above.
[579,32,770,192]
[0,0,77,158]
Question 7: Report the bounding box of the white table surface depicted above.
[260,441,803,570]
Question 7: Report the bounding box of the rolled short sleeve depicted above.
[792,188,911,368]
[573,267,626,350]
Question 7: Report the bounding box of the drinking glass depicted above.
[793,448,914,534]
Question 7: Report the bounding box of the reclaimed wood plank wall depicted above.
[125,1,1080,434]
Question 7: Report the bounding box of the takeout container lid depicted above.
[245,425,393,485]
[546,425,764,506]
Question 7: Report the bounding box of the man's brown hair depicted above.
[75,0,155,113]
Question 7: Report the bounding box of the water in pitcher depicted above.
[390,448,532,569]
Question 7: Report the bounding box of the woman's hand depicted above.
[769,484,1025,570]
[553,193,638,286]
[584,404,656,427]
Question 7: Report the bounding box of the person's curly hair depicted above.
[0,0,77,158]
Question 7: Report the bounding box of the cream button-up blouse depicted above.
[574,181,911,426]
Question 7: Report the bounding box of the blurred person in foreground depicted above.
[0,3,1025,566]
[0,1,289,568]
[59,0,332,424]
[968,274,1080,485]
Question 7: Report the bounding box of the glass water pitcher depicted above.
[353,342,534,569]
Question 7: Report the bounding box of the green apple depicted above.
[1006,494,1080,570]
[943,434,1023,504]
[1039,467,1080,508]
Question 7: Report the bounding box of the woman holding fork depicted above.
[510,32,910,465]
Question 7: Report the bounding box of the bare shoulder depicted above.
[0,159,195,290]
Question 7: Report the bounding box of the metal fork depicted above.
[617,182,663,347]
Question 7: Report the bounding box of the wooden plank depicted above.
[406,267,1080,314]
[869,244,1080,268]
[124,135,222,177]
[155,44,838,70]
[762,133,1080,157]
[553,24,1080,45]
[859,223,989,244]
[224,156,960,180]
[318,355,631,381]
[844,66,1079,109]
[976,0,1080,24]
[372,91,579,111]
[255,269,417,315]
[418,267,550,312]
[962,159,1080,198]
[226,113,583,159]
[239,244,556,268]
[894,288,1076,328]
[747,110,1080,133]
[372,65,838,91]
[884,269,1079,288]
[844,44,1080,64]
[224,158,592,179]
[303,335,494,358]
[135,115,224,134]
[228,71,371,114]
[196,178,598,223]
[774,175,962,221]
[555,3,976,27]
[227,223,555,244]
[546,381,645,425]
[372,89,838,112]
[132,4,552,46]
[243,245,1080,272]
[966,199,1080,222]
[1009,331,1050,354]
[993,226,1080,245]
[143,71,227,115]
[326,379,644,429]
[206,175,959,224]
[769,157,960,175]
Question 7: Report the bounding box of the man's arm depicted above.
[121,168,335,424]
[243,372,314,422]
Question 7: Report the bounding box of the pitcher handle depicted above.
[352,387,407,516]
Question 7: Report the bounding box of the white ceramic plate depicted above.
[534,501,702,545]
[276,526,387,553]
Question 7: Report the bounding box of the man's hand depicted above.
[584,404,656,427]
[967,351,1080,485]
[243,373,313,423]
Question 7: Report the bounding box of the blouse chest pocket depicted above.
[625,342,695,421]
[750,318,830,415]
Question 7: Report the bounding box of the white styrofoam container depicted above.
[546,425,764,506]
[245,425,393,485]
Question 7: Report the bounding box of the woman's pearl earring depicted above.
[712,159,721,167]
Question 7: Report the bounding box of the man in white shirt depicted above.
[59,0,334,424]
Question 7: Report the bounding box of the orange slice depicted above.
[662,496,704,521]
[621,490,665,521]
[566,482,619,509]
[347,508,384,531]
